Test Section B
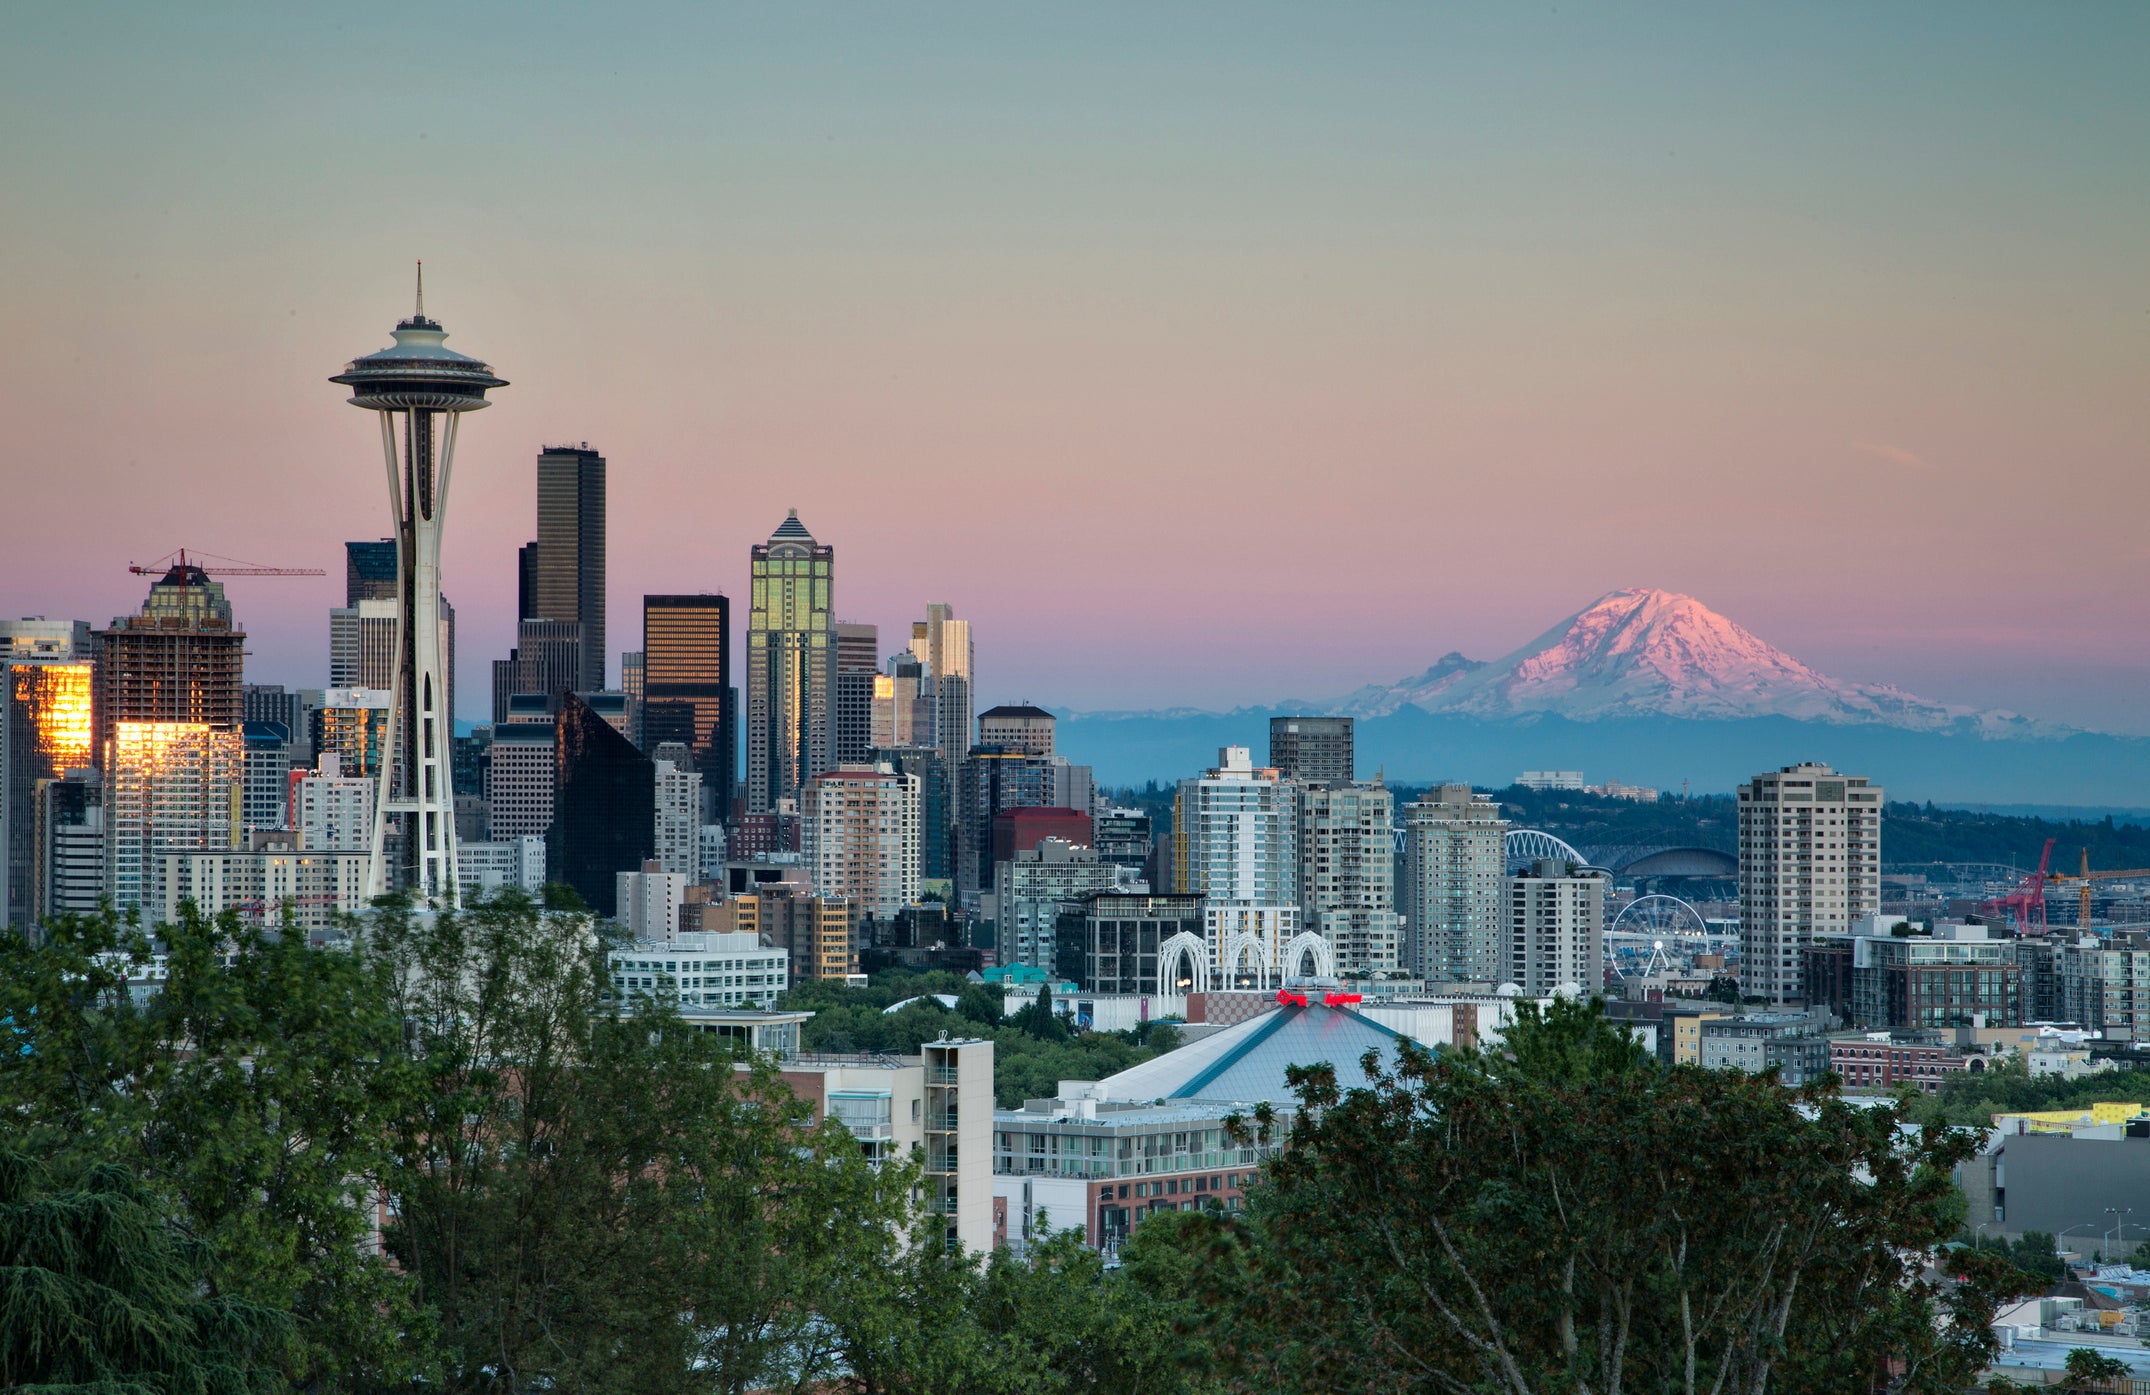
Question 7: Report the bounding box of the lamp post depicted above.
[2059,1222,2099,1267]
[2106,1207,2135,1264]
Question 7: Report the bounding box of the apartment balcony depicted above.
[927,1066,962,1085]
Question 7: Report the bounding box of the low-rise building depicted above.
[456,836,547,900]
[610,931,790,1010]
[157,846,371,937]
[1057,892,1206,996]
[1826,1030,1978,1092]
[993,1096,1284,1255]
[1697,1012,1831,1086]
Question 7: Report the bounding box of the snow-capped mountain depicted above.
[1333,589,2049,736]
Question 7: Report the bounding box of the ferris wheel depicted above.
[1608,894,1712,943]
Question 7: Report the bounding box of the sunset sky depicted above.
[2,4,2145,729]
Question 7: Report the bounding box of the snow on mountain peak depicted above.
[1336,589,2047,735]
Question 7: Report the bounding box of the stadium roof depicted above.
[1090,1000,1413,1107]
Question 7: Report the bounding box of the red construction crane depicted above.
[128,547,326,578]
[1984,838,2056,935]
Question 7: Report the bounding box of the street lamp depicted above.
[2059,1222,2100,1266]
[2106,1207,2135,1265]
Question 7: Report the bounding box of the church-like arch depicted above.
[1281,930,1335,982]
[1158,931,1209,995]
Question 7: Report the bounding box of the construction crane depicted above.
[1985,838,2056,935]
[2048,848,2150,929]
[128,547,326,578]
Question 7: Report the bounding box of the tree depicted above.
[0,901,420,1387]
[369,888,907,1395]
[2064,1346,2130,1391]
[0,1149,289,1394]
[1148,996,2036,1394]
[1032,981,1057,1038]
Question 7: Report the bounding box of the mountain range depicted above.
[1054,589,2147,803]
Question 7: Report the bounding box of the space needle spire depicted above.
[331,276,507,905]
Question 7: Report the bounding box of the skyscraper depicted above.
[535,445,607,692]
[802,763,922,920]
[910,603,973,759]
[104,721,242,916]
[643,594,734,819]
[2,620,94,932]
[1737,762,1883,1004]
[833,622,879,766]
[1506,859,1606,996]
[331,272,506,903]
[330,593,453,731]
[746,511,835,813]
[650,741,702,878]
[345,539,398,605]
[1173,746,1302,987]
[1404,783,1508,983]
[1269,716,1354,784]
[94,562,246,763]
[1296,778,1399,976]
[516,541,541,620]
[977,704,1055,758]
[549,692,654,917]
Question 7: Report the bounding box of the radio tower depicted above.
[331,266,507,904]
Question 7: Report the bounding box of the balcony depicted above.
[927,1066,962,1085]
[925,1113,959,1131]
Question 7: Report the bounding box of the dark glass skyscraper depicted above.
[548,692,653,917]
[345,539,398,605]
[746,511,834,813]
[1269,716,1354,784]
[643,594,734,819]
[834,621,878,766]
[534,445,606,692]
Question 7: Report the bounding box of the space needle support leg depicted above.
[365,409,406,901]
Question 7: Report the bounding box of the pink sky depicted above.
[2,6,2145,730]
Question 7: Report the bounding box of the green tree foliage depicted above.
[1908,1057,2150,1128]
[2063,1345,2131,1390]
[0,1149,288,1395]
[1963,1229,2066,1283]
[369,889,907,1395]
[0,901,420,1387]
[1139,997,2038,1395]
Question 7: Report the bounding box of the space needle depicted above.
[331,267,506,904]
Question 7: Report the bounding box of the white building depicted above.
[1296,780,1400,976]
[104,721,242,916]
[617,863,690,941]
[698,823,727,881]
[1404,783,1509,983]
[291,754,374,851]
[610,930,790,1010]
[1737,762,1883,1004]
[1175,746,1306,987]
[801,763,921,919]
[651,742,703,878]
[160,847,371,936]
[1505,858,1605,996]
[486,721,556,839]
[456,835,547,900]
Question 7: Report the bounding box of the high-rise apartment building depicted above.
[1174,746,1303,987]
[651,742,703,879]
[992,837,1133,973]
[910,603,973,759]
[1269,716,1354,784]
[746,512,835,813]
[1296,779,1399,976]
[1737,762,1883,1004]
[315,688,391,779]
[345,539,398,605]
[726,883,856,983]
[1505,858,1605,995]
[292,754,375,850]
[977,704,1055,758]
[549,693,654,916]
[33,772,103,925]
[2,621,94,932]
[486,722,557,839]
[1404,783,1509,983]
[802,763,922,921]
[94,563,246,764]
[330,595,454,731]
[240,721,292,832]
[104,721,242,916]
[534,445,607,692]
[870,745,952,883]
[834,622,879,766]
[643,595,734,818]
[1094,807,1154,875]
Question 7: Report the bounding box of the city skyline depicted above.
[3,5,2147,732]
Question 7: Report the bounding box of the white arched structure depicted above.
[1158,931,1210,995]
[1506,829,1587,875]
[1220,931,1269,990]
[1281,930,1336,982]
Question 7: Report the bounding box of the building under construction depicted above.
[94,559,246,760]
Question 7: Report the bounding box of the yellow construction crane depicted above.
[2048,848,2150,928]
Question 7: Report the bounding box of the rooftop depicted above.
[1085,997,1413,1106]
